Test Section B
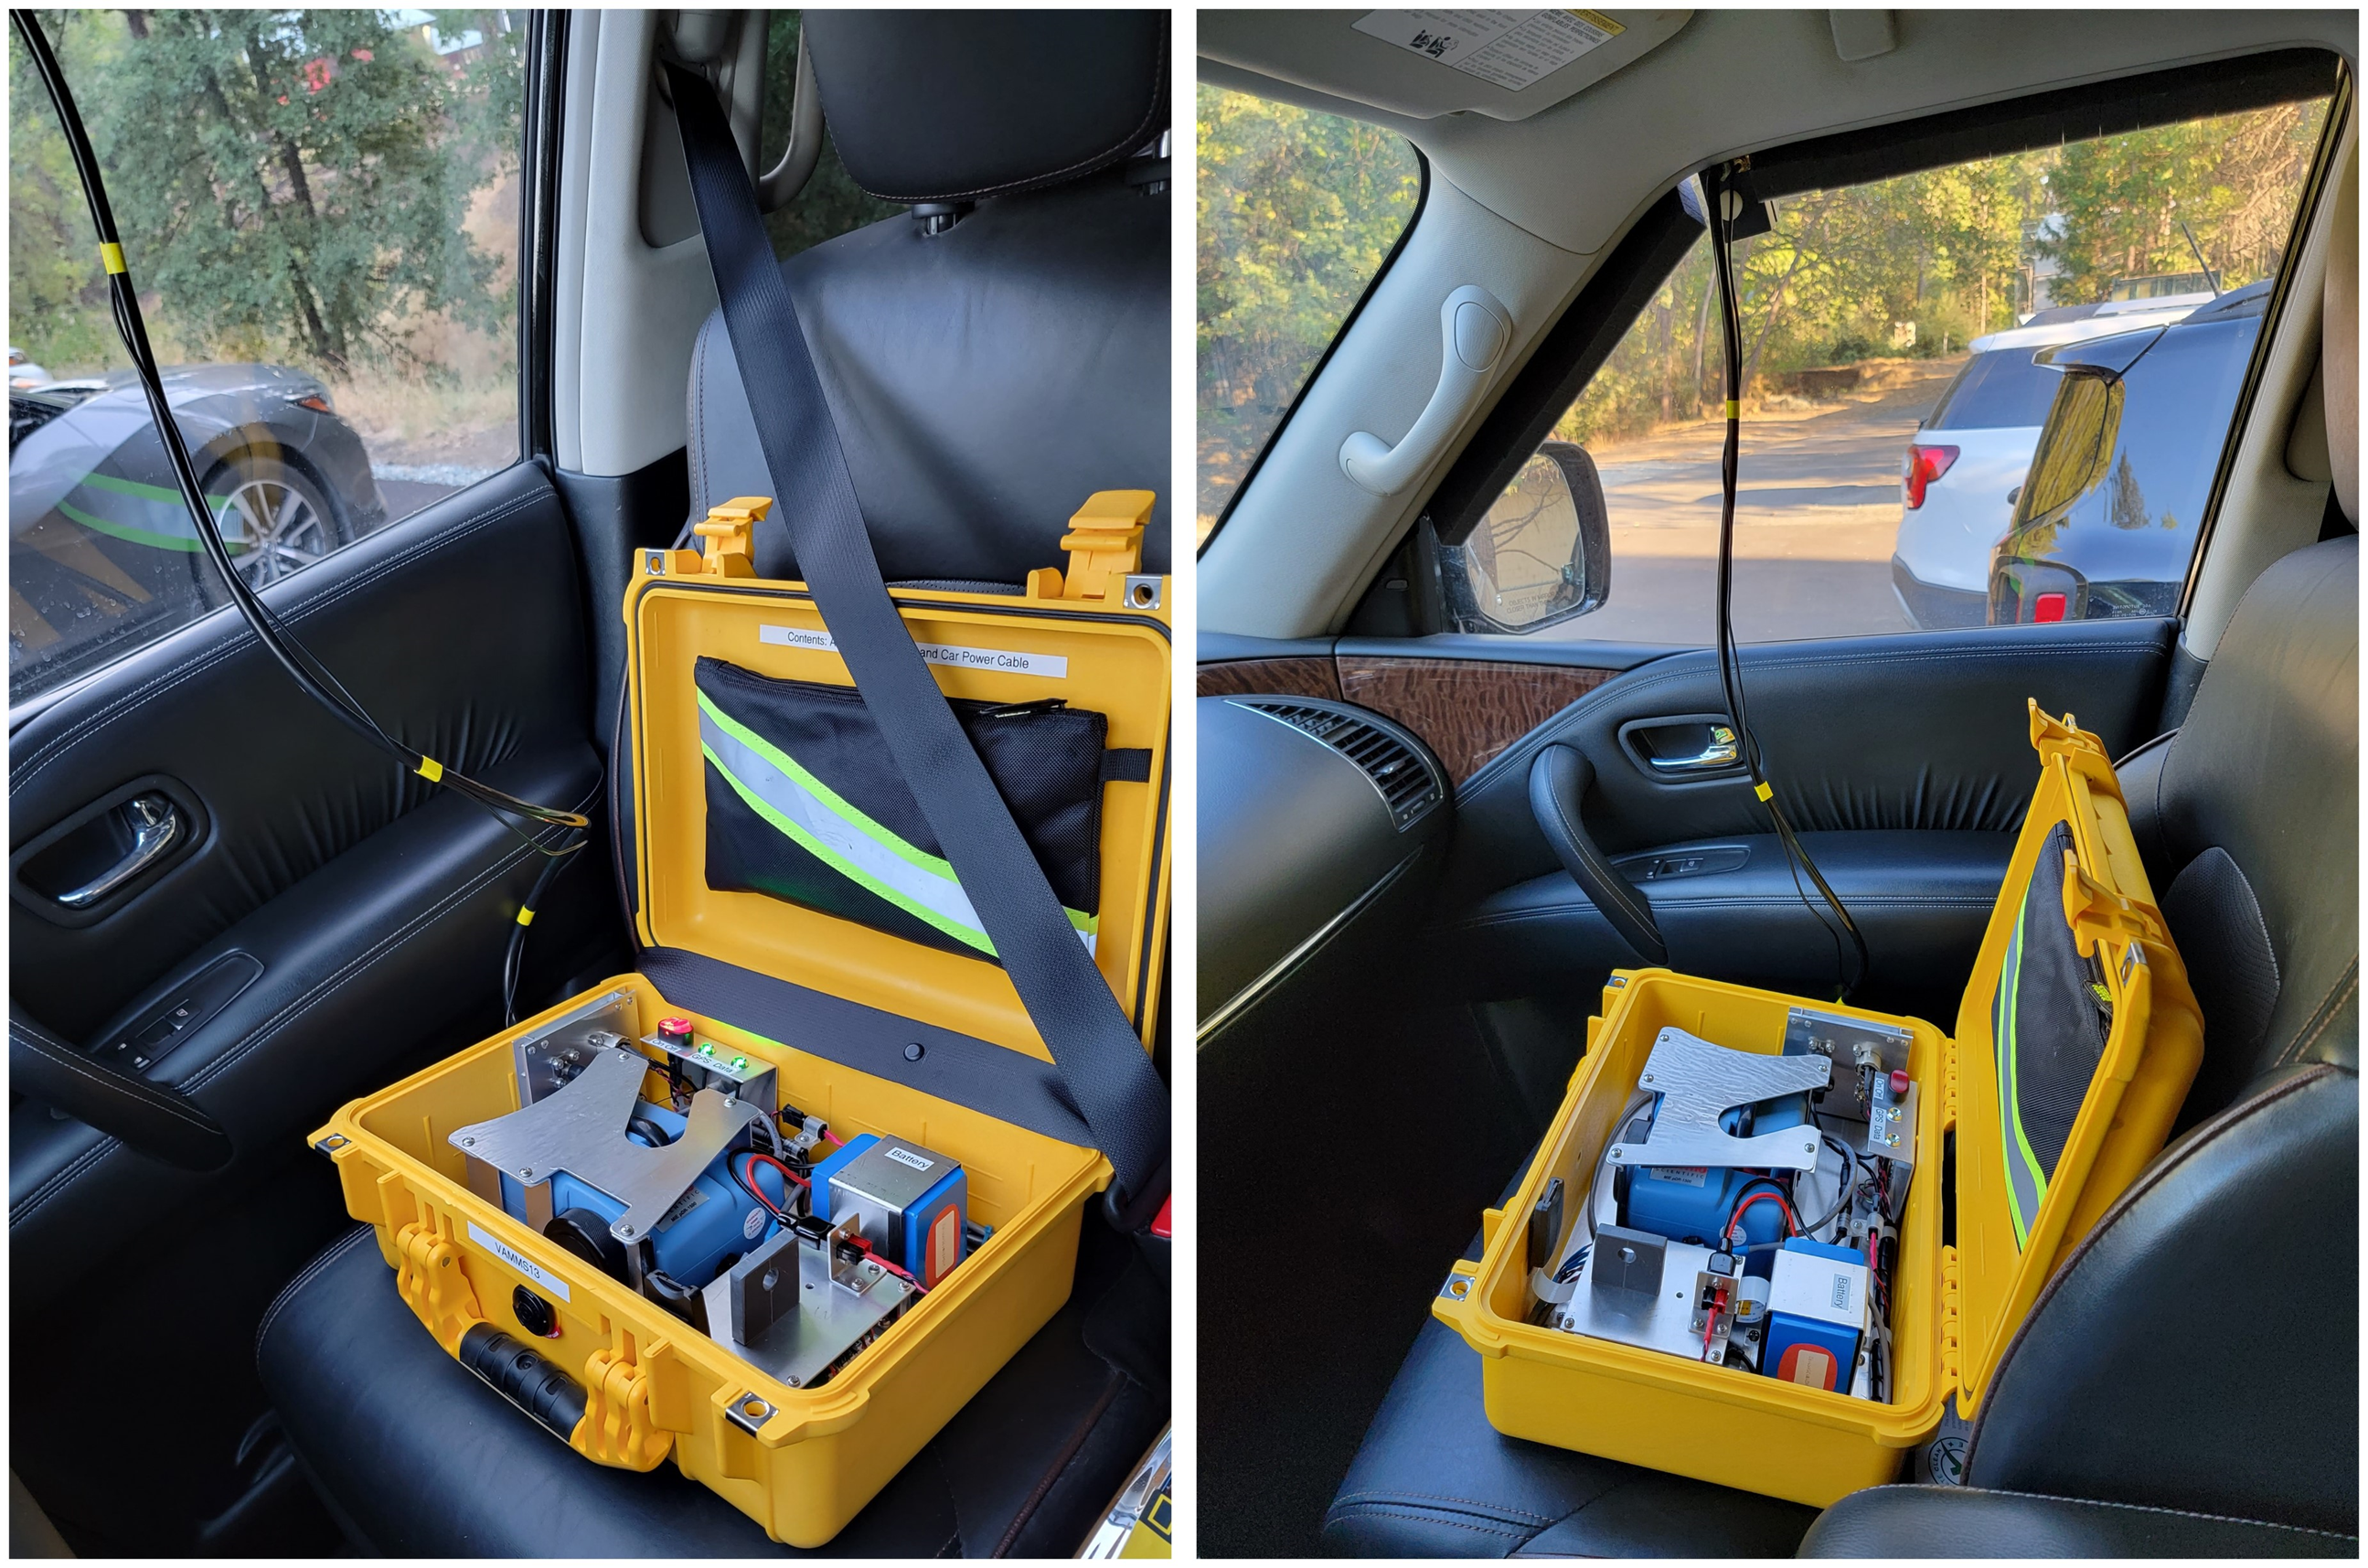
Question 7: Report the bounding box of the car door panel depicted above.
[1438,829,2014,1003]
[1434,616,2175,909]
[10,464,588,1040]
[1204,618,2171,1012]
[8,465,607,1299]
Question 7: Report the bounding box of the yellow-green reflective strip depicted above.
[697,691,1096,955]
[1994,909,2048,1248]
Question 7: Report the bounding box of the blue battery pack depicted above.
[814,1133,969,1288]
[1761,1237,1868,1391]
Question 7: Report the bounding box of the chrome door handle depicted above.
[1647,726,1740,773]
[56,794,182,908]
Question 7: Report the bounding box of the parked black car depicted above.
[9,363,387,704]
[1989,282,2267,624]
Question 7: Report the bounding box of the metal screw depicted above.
[619,1224,636,1237]
[761,1268,780,1292]
[521,1168,536,1179]
[1619,1246,1637,1264]
[462,1136,476,1147]
[903,1041,925,1061]
[1641,1074,1655,1084]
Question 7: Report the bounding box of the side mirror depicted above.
[1438,441,1611,635]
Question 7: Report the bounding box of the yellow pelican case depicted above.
[309,496,1169,1546]
[1434,702,2202,1507]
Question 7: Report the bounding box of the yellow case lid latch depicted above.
[695,496,771,580]
[1029,490,1153,601]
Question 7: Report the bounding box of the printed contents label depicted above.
[1352,10,1625,91]
[1644,1166,1708,1187]
[468,1220,572,1301]
[761,624,1068,679]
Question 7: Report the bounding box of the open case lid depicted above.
[1947,703,2203,1415]
[620,502,1171,1076]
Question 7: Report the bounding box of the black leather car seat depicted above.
[256,13,1169,1553]
[1327,150,2356,1563]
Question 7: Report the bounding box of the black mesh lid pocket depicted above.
[1990,819,2115,1250]
[694,656,1108,965]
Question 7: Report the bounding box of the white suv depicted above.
[1889,295,2211,627]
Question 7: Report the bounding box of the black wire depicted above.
[16,11,591,856]
[1705,166,1872,1001]
[18,11,599,1016]
[501,837,585,1025]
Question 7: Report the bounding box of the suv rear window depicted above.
[1925,350,2060,431]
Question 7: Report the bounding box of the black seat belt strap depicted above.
[662,62,1168,1227]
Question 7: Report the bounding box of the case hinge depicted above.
[575,1327,675,1471]
[694,496,769,579]
[2061,850,2170,960]
[2028,700,2122,802]
[1941,1029,1961,1132]
[1028,489,1154,601]
[1938,1243,1962,1402]
[395,1212,485,1353]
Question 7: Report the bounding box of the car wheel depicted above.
[205,455,346,587]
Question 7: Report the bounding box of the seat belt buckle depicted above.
[694,496,771,579]
[1027,490,1153,601]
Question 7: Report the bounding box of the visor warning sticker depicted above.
[1352,10,1625,92]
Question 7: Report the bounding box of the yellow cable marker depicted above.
[414,756,444,784]
[1755,781,1774,801]
[516,907,536,927]
[1724,399,1741,418]
[100,241,125,274]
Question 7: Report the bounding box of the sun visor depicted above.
[1200,10,1694,123]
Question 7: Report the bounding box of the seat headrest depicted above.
[803,11,1168,205]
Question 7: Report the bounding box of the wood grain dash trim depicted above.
[1196,656,1342,702]
[1336,657,1618,784]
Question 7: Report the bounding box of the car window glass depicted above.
[9,9,525,706]
[1196,85,1421,545]
[759,12,901,261]
[1925,352,2061,432]
[1446,93,2328,645]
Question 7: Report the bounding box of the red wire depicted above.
[745,1149,809,1189]
[844,1232,928,1294]
[731,1154,797,1222]
[1724,1188,1800,1248]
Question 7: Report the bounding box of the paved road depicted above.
[1532,358,1963,645]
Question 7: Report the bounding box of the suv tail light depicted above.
[1903,443,1959,509]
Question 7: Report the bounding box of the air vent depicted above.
[1233,700,1444,829]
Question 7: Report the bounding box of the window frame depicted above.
[1383,47,2344,636]
[7,13,554,731]
[1197,133,1430,555]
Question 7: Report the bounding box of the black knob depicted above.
[512,1285,556,1338]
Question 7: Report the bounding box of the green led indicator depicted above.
[730,1056,748,1071]
[698,1042,716,1058]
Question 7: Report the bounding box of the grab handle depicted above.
[1339,285,1513,496]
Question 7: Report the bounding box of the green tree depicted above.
[9,18,123,372]
[1197,86,1421,412]
[64,8,498,376]
[2040,101,2328,304]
